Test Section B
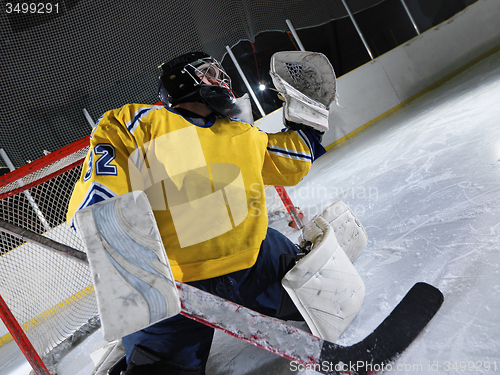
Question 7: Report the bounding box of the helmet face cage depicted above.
[159,52,232,107]
[183,57,232,91]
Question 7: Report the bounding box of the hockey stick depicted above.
[0,219,88,265]
[0,219,444,375]
[274,186,304,229]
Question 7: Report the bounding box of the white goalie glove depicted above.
[270,51,338,133]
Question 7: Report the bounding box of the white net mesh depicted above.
[0,139,97,362]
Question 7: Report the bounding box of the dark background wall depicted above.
[0,0,476,168]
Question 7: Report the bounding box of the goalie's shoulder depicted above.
[115,104,165,135]
[93,104,164,136]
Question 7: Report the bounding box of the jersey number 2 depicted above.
[84,144,117,181]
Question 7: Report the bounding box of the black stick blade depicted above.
[319,282,444,374]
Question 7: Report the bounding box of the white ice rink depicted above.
[2,49,500,375]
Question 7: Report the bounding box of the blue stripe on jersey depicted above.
[95,114,104,126]
[126,106,164,134]
[90,115,106,140]
[297,130,313,153]
[69,182,117,231]
[297,128,326,161]
[267,145,312,162]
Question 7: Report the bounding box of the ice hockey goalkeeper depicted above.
[67,51,366,375]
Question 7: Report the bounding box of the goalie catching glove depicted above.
[270,51,338,134]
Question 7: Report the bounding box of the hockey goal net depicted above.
[0,135,297,372]
[0,136,97,371]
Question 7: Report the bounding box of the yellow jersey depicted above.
[67,103,314,282]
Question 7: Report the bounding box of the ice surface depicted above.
[287,50,500,374]
[2,50,500,375]
[0,340,33,375]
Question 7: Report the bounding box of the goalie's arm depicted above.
[261,128,324,187]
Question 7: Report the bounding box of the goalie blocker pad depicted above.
[75,191,181,342]
[282,215,365,343]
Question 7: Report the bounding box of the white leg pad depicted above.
[283,216,365,343]
[75,191,181,342]
[300,201,368,262]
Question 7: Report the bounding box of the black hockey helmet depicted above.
[158,52,232,107]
